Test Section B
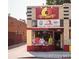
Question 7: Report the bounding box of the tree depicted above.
[57,0,64,4]
[46,0,71,5]
[64,0,71,3]
[46,0,56,5]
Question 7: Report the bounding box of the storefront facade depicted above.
[26,3,71,52]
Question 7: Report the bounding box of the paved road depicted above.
[8,44,71,59]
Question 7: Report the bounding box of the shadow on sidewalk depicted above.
[19,57,71,59]
[8,42,26,49]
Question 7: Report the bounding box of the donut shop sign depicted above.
[36,7,59,19]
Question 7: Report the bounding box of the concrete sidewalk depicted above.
[8,44,71,59]
[19,51,71,58]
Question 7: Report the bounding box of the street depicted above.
[8,44,71,59]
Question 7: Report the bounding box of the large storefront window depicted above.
[32,31,54,46]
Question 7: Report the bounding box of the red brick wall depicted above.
[8,16,27,46]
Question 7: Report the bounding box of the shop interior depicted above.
[32,30,63,50]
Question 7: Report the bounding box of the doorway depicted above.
[54,32,62,50]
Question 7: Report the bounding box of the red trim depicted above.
[27,28,48,30]
[64,45,69,51]
[27,45,55,52]
[27,28,63,31]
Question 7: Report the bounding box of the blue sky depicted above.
[8,0,46,20]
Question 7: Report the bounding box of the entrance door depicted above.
[54,32,61,50]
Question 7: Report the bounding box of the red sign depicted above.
[36,7,59,19]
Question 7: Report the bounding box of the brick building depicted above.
[8,16,27,46]
[26,3,71,52]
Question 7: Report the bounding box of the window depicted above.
[63,7,69,9]
[64,17,69,19]
[69,20,71,27]
[27,15,32,16]
[10,22,14,24]
[32,31,54,46]
[16,30,20,34]
[60,20,63,27]
[27,18,32,20]
[64,14,69,16]
[10,22,14,26]
[27,8,32,10]
[64,10,69,12]
[69,30,71,39]
[27,11,32,13]
[23,32,24,34]
[32,20,37,27]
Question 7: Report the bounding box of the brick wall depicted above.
[8,16,27,46]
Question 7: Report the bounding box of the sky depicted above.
[8,0,46,20]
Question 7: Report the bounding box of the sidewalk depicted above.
[19,45,71,58]
[19,51,71,58]
[8,44,71,59]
